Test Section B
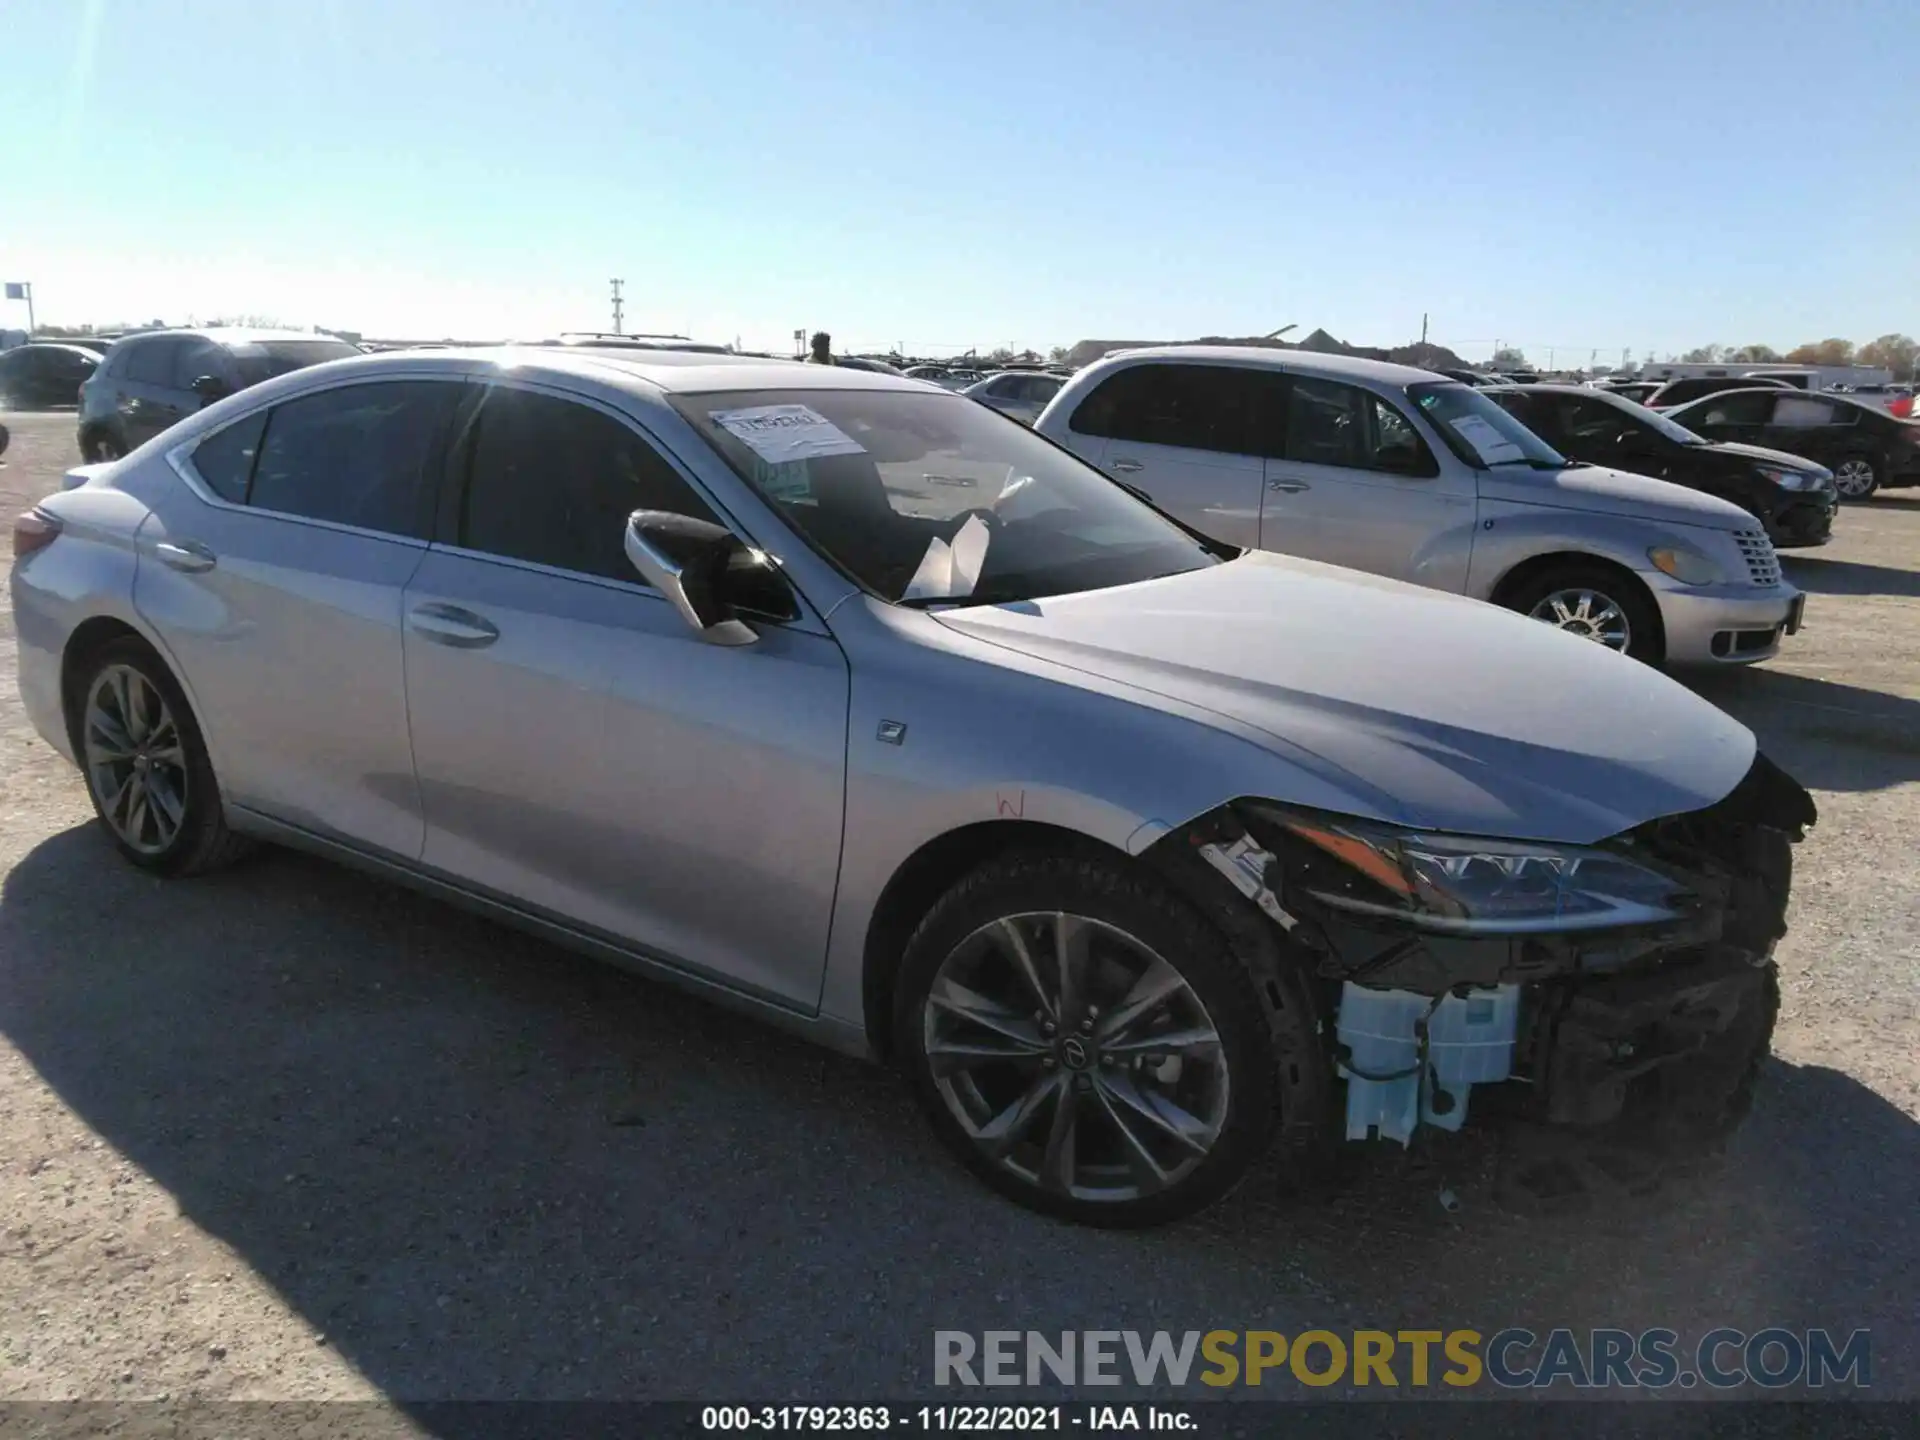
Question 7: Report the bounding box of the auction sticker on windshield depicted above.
[711,404,867,464]
[1448,414,1526,466]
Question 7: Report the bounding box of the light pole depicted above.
[1263,323,1297,341]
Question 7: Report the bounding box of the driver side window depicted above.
[1284,378,1438,476]
[457,388,722,585]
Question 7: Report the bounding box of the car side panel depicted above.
[131,475,429,857]
[7,484,157,763]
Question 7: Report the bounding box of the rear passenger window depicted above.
[122,341,179,385]
[457,388,720,584]
[171,341,227,389]
[188,412,268,503]
[1069,364,1279,456]
[249,381,459,536]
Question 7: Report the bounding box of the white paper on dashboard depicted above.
[901,514,993,603]
[710,404,867,464]
[1448,414,1526,465]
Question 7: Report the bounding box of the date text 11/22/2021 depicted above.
[701,1406,1196,1432]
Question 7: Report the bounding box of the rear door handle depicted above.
[1267,479,1311,493]
[154,540,217,572]
[1109,457,1144,474]
[408,602,500,649]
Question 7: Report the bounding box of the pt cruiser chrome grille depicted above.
[1736,529,1782,587]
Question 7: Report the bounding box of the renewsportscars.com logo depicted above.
[934,1328,1872,1391]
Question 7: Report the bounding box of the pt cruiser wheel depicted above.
[1506,564,1663,666]
[897,850,1285,1227]
[74,638,250,876]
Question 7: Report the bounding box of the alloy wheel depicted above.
[1528,588,1631,650]
[922,911,1230,1204]
[83,664,189,855]
[1832,458,1876,499]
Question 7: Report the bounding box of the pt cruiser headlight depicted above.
[1647,545,1720,585]
[1246,805,1692,935]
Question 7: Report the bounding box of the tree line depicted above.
[1672,333,1916,379]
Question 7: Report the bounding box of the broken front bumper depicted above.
[1168,751,1815,1155]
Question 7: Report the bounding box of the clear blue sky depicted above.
[2,0,1914,361]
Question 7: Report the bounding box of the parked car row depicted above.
[1032,347,1807,667]
[11,342,1814,1226]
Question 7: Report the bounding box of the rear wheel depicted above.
[73,638,250,875]
[83,429,126,462]
[1831,454,1879,501]
[896,849,1296,1227]
[1505,564,1663,666]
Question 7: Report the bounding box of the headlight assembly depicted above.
[1755,464,1826,491]
[1244,804,1693,935]
[1647,544,1720,585]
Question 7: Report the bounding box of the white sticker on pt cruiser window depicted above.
[711,404,866,465]
[1447,413,1526,465]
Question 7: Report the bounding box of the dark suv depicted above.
[77,329,360,460]
[0,343,102,409]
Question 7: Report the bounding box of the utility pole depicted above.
[609,279,624,335]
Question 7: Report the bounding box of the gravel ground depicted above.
[1,410,1916,1415]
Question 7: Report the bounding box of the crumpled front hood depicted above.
[935,553,1756,844]
[1478,464,1756,529]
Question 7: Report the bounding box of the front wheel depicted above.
[1506,564,1664,666]
[896,850,1291,1227]
[1831,454,1879,501]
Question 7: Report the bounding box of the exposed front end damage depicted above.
[1150,753,1816,1200]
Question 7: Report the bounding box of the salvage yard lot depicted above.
[1,410,1917,1402]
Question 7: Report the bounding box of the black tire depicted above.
[83,429,126,463]
[1503,563,1664,667]
[1830,453,1880,502]
[894,848,1300,1227]
[70,636,252,876]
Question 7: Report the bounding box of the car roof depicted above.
[271,345,946,396]
[116,327,353,348]
[1085,344,1446,387]
[6,342,101,357]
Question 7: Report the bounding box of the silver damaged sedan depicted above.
[9,347,1816,1226]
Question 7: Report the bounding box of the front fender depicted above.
[812,600,1406,1031]
[1464,503,1682,600]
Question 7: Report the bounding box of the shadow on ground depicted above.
[1686,667,1920,792]
[2,824,1915,1409]
[1782,554,1920,600]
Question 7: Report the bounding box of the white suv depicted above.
[1034,347,1804,667]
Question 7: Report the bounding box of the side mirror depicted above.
[623,510,768,647]
[0,422,10,460]
[191,375,231,406]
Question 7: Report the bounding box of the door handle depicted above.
[407,602,500,649]
[1109,458,1144,474]
[1266,479,1312,493]
[154,540,217,572]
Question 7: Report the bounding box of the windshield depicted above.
[1603,390,1709,446]
[230,339,360,384]
[673,387,1222,606]
[1407,381,1568,469]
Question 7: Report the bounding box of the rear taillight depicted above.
[11,509,62,559]
[1892,396,1914,419]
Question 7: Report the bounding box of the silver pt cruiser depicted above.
[1035,349,1807,667]
[10,347,1814,1226]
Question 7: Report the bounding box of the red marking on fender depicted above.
[996,790,1026,819]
